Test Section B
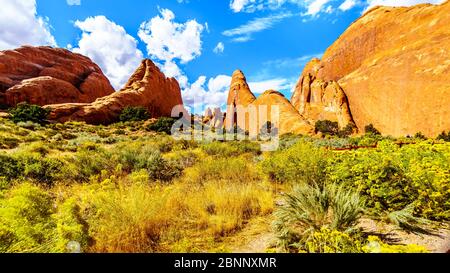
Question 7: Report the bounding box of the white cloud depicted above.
[249,78,293,94]
[0,0,56,50]
[182,75,231,109]
[229,0,333,16]
[138,8,205,64]
[339,0,357,11]
[365,0,446,11]
[72,16,143,90]
[67,0,81,6]
[213,42,225,54]
[222,12,293,42]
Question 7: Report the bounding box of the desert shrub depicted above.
[315,120,339,135]
[19,154,64,185]
[363,236,428,253]
[387,204,430,234]
[54,198,89,252]
[0,135,20,149]
[414,132,427,140]
[9,103,50,125]
[0,154,22,182]
[273,183,365,251]
[202,141,260,157]
[338,123,357,138]
[304,228,364,253]
[261,141,329,185]
[72,149,113,181]
[147,117,177,135]
[146,152,183,182]
[185,157,260,184]
[0,183,56,253]
[437,131,450,142]
[365,124,381,136]
[329,140,450,220]
[119,106,149,122]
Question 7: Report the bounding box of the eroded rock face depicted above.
[203,107,224,128]
[225,70,314,136]
[48,59,186,124]
[0,46,114,107]
[292,58,356,130]
[292,1,450,137]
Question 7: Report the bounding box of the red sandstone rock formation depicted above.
[291,1,450,137]
[47,59,186,124]
[0,46,114,107]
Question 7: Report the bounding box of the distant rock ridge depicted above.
[225,70,314,136]
[291,0,450,137]
[48,59,187,124]
[0,46,114,107]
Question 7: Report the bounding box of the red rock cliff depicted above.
[0,46,114,107]
[292,1,450,137]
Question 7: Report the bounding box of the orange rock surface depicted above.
[0,46,114,107]
[48,59,186,124]
[225,70,314,136]
[292,1,450,137]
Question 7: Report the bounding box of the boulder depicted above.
[0,46,114,107]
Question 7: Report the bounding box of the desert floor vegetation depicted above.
[0,115,449,253]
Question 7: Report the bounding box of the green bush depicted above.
[437,131,450,142]
[365,124,381,136]
[119,107,149,122]
[0,154,22,182]
[315,120,339,135]
[261,141,329,185]
[0,183,56,253]
[338,123,357,138]
[9,103,50,125]
[147,117,176,135]
[304,228,364,253]
[273,183,365,251]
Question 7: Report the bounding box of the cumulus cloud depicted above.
[249,78,293,94]
[0,0,56,50]
[213,42,225,54]
[138,8,205,64]
[72,16,144,89]
[182,75,231,109]
[339,0,358,11]
[67,0,81,5]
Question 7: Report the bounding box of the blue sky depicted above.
[0,0,445,112]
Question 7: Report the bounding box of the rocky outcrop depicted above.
[225,70,314,136]
[0,46,114,107]
[203,107,224,128]
[48,59,186,124]
[291,1,450,137]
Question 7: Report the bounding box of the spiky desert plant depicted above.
[273,183,365,251]
[387,203,431,234]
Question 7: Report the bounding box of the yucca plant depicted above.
[387,203,432,234]
[273,183,365,251]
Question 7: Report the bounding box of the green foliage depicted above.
[328,140,450,220]
[261,141,329,185]
[437,131,450,142]
[0,154,22,182]
[119,106,149,122]
[273,183,365,251]
[304,228,364,253]
[387,204,431,234]
[414,132,426,140]
[338,123,357,138]
[0,183,56,253]
[363,236,428,253]
[147,117,177,135]
[202,141,261,157]
[365,124,381,136]
[315,120,339,135]
[9,103,50,125]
